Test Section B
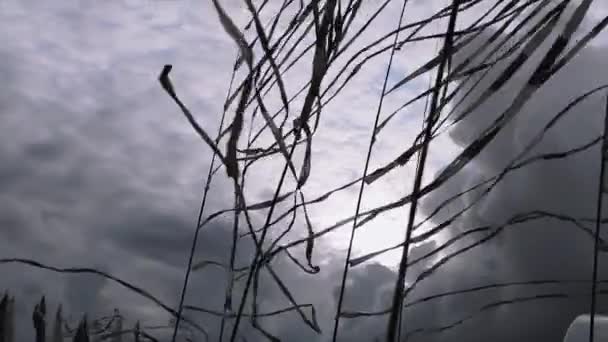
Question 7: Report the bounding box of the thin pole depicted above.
[331,1,410,341]
[590,93,608,342]
[170,62,237,342]
[385,1,461,341]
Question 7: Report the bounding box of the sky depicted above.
[2,0,608,341]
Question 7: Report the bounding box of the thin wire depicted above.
[590,93,608,342]
[330,1,410,341]
[170,60,238,342]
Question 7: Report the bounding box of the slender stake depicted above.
[385,1,461,341]
[331,1,410,341]
[170,62,238,342]
[590,93,608,342]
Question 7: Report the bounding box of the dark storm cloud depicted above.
[0,5,222,341]
[415,8,608,342]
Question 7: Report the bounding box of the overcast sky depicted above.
[2,0,608,341]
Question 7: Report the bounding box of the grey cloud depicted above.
[416,8,608,341]
[4,1,608,342]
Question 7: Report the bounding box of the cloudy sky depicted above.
[2,0,608,341]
